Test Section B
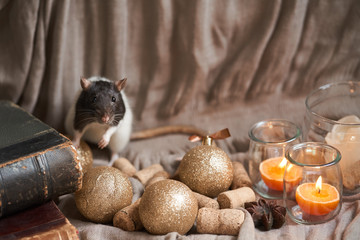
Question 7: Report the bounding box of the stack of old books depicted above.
[0,101,83,239]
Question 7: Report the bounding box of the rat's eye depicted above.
[112,96,116,102]
[92,97,97,103]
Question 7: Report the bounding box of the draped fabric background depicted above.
[1,0,360,239]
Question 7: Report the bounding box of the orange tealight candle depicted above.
[296,176,340,216]
[259,157,301,191]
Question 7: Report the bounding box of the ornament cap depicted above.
[202,136,213,146]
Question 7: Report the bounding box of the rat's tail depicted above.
[130,125,207,141]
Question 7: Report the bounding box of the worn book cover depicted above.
[0,200,79,239]
[0,101,82,218]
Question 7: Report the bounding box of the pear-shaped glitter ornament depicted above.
[178,129,234,198]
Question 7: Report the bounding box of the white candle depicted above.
[325,115,360,188]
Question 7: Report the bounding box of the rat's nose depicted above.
[101,115,110,123]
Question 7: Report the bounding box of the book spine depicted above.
[21,220,79,240]
[0,144,82,218]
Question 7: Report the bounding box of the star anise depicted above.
[245,199,286,231]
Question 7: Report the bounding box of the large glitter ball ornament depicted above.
[75,166,133,223]
[178,136,234,198]
[139,179,198,235]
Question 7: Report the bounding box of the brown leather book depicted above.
[0,101,82,218]
[0,200,79,239]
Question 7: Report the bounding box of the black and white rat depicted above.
[65,76,133,161]
[65,76,207,161]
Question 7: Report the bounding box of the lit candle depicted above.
[259,157,301,191]
[296,176,340,216]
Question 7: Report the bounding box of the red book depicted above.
[0,200,79,239]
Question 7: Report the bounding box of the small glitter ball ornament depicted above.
[178,131,234,198]
[75,166,133,223]
[76,139,93,174]
[66,135,93,174]
[139,179,198,235]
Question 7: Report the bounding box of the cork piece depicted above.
[231,161,252,189]
[112,157,137,177]
[217,187,256,209]
[145,171,170,188]
[133,164,164,185]
[197,208,245,235]
[192,192,219,209]
[113,198,143,231]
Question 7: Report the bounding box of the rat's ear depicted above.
[115,78,127,92]
[80,77,92,90]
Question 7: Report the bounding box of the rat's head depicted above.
[75,77,127,129]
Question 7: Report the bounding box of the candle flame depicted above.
[279,158,287,169]
[315,176,322,193]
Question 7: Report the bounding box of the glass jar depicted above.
[284,142,342,225]
[303,81,360,196]
[248,119,302,199]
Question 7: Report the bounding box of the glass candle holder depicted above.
[284,142,342,225]
[248,119,302,199]
[303,81,360,196]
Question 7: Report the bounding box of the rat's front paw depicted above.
[73,142,80,149]
[98,137,109,149]
[72,139,81,149]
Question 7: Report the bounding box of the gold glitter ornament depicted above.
[139,179,198,235]
[75,166,133,223]
[76,139,93,174]
[66,135,93,174]
[178,129,234,198]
